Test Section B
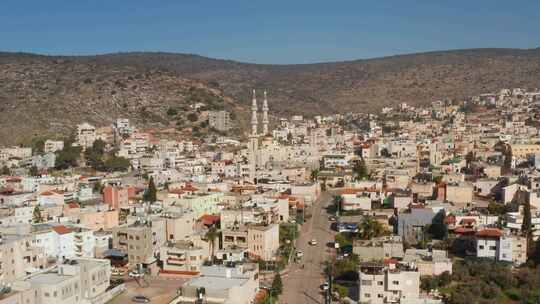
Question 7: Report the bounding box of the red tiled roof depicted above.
[52,225,72,235]
[476,228,503,238]
[67,202,80,209]
[182,184,199,192]
[200,214,220,226]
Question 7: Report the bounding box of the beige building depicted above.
[353,236,404,262]
[159,241,207,275]
[358,262,420,304]
[9,258,112,304]
[445,182,473,205]
[112,217,166,265]
[171,263,259,304]
[221,224,279,261]
[0,234,47,283]
[162,210,196,242]
[402,249,452,276]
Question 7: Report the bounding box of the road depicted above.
[281,190,338,304]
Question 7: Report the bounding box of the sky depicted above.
[1,0,539,64]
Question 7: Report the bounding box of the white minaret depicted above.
[251,89,258,136]
[262,90,269,135]
[249,89,259,182]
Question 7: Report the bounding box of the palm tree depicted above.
[205,226,219,262]
[359,216,385,240]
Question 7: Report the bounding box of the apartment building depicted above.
[10,258,111,304]
[102,186,129,210]
[171,263,259,304]
[43,140,64,154]
[75,123,96,149]
[0,234,47,283]
[159,240,207,275]
[358,262,420,304]
[353,236,404,261]
[221,224,279,261]
[475,228,527,265]
[402,249,452,276]
[112,217,166,266]
[208,110,233,132]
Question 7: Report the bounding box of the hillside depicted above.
[2,48,540,144]
[0,53,247,145]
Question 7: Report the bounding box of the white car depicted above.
[320,282,329,291]
[296,251,304,258]
[129,271,143,278]
[309,239,318,246]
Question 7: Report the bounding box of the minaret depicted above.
[262,90,269,135]
[249,89,259,182]
[251,89,258,136]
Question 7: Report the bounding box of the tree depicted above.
[84,139,106,170]
[353,159,369,180]
[358,216,386,240]
[187,112,198,122]
[205,226,219,262]
[166,107,178,116]
[0,165,9,175]
[310,169,319,181]
[103,156,130,172]
[427,210,448,240]
[271,272,283,295]
[333,284,348,299]
[32,206,43,223]
[143,176,157,202]
[55,145,82,169]
[28,165,39,177]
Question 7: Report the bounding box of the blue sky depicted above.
[1,0,539,63]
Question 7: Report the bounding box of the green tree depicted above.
[205,226,219,261]
[28,165,39,177]
[32,206,43,223]
[0,166,9,175]
[427,210,448,240]
[166,107,178,116]
[271,272,283,295]
[353,159,369,180]
[143,176,157,202]
[333,284,348,299]
[103,155,130,172]
[187,112,198,122]
[84,139,106,170]
[55,144,82,169]
[358,216,386,240]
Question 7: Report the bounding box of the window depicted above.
[479,245,484,250]
[489,246,497,251]
[364,293,371,298]
[377,281,384,286]
[361,280,372,286]
[53,291,57,297]
[378,294,384,298]
[44,292,50,297]
[392,281,399,285]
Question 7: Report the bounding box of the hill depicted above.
[0,53,247,145]
[1,48,540,144]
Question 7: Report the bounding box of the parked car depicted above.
[320,282,329,291]
[296,250,304,258]
[129,270,143,278]
[111,268,126,276]
[132,295,150,303]
[309,239,318,246]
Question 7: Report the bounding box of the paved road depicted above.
[281,190,338,304]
